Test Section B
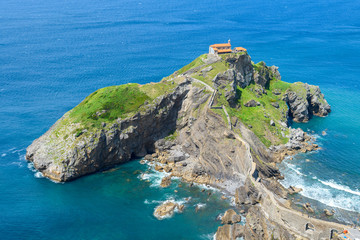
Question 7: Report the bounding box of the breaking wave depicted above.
[279,160,360,213]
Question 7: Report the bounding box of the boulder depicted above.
[160,175,172,188]
[270,120,275,126]
[221,209,241,224]
[244,99,260,107]
[284,83,331,123]
[253,62,272,88]
[200,66,213,76]
[272,89,281,95]
[154,165,163,172]
[270,102,279,108]
[178,204,185,212]
[168,149,187,163]
[303,203,315,213]
[288,186,302,194]
[154,201,178,220]
[212,69,239,107]
[216,224,244,240]
[324,209,334,216]
[144,154,153,161]
[225,53,254,88]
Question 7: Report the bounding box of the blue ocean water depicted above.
[1,0,360,238]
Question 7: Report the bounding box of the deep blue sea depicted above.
[1,0,360,239]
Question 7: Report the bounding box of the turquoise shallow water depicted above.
[1,0,360,238]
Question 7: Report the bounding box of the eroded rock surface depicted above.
[153,201,179,220]
[26,52,338,239]
[284,82,331,122]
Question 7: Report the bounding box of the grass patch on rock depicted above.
[69,83,150,128]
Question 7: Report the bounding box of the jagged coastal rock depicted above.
[153,201,180,220]
[26,51,340,239]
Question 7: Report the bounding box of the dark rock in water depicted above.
[178,204,185,212]
[288,185,302,194]
[221,209,241,224]
[244,99,260,107]
[160,175,172,188]
[303,203,314,213]
[195,204,205,213]
[154,201,178,220]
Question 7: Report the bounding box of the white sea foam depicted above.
[153,198,187,220]
[196,203,206,209]
[27,162,36,172]
[284,162,306,177]
[200,233,216,240]
[34,172,44,178]
[138,169,170,188]
[318,179,360,197]
[144,199,163,205]
[11,148,25,154]
[195,182,220,193]
[10,161,23,167]
[280,160,360,213]
[1,153,6,157]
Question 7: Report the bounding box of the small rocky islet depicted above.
[27,51,351,239]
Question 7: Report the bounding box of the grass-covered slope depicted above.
[50,52,315,149]
[172,53,297,147]
[50,78,184,143]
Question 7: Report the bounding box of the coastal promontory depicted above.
[26,51,338,239]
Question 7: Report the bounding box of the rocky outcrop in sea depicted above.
[26,52,339,239]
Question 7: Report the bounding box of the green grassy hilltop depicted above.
[49,52,318,148]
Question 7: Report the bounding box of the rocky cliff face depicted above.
[26,51,335,239]
[26,80,191,181]
[26,52,331,183]
[284,82,331,122]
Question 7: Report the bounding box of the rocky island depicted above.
[26,51,348,239]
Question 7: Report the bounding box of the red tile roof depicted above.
[217,49,232,53]
[235,47,247,51]
[210,43,231,48]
